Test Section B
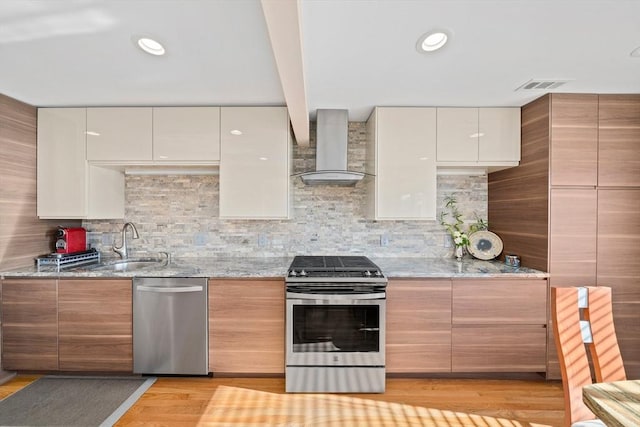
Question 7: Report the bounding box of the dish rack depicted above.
[36,249,101,272]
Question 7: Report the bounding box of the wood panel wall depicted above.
[0,94,79,270]
[488,95,550,271]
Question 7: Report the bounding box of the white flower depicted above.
[454,236,463,245]
[453,230,461,237]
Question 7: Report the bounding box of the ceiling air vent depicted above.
[515,79,571,91]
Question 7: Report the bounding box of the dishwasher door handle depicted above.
[136,285,204,293]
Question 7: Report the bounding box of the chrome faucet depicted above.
[113,222,140,259]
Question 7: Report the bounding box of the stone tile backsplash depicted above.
[84,122,487,258]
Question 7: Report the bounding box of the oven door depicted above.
[286,290,385,367]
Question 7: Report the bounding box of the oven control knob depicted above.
[289,270,297,277]
[300,270,307,277]
[364,270,372,277]
[374,270,382,276]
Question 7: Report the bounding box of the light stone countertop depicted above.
[1,255,547,279]
[371,257,548,278]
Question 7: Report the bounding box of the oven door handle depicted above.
[286,292,386,300]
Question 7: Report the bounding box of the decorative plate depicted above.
[467,231,504,260]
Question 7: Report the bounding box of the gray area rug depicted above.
[0,376,156,426]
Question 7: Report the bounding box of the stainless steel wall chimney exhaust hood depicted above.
[298,109,365,186]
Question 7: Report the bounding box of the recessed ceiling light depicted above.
[230,129,243,136]
[136,37,165,56]
[417,31,449,53]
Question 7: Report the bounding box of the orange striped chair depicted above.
[551,286,627,427]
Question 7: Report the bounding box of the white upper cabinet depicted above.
[478,108,521,162]
[367,107,437,220]
[37,108,124,219]
[152,107,220,162]
[219,107,290,219]
[436,108,479,162]
[37,108,88,218]
[436,107,520,169]
[86,107,152,161]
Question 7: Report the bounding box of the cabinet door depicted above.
[546,188,598,378]
[550,94,598,186]
[219,107,290,218]
[209,279,285,374]
[597,189,640,379]
[37,108,87,218]
[86,107,152,161]
[386,280,451,373]
[436,108,478,161]
[451,278,548,372]
[86,165,125,219]
[58,279,133,372]
[478,108,521,162]
[549,188,597,288]
[598,94,640,187]
[1,279,58,370]
[374,107,437,219]
[153,107,220,162]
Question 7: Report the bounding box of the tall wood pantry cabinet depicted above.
[488,93,640,379]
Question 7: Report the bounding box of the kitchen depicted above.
[1,1,639,426]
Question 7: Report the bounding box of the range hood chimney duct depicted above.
[298,109,365,186]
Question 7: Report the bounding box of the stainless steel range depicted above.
[285,256,387,393]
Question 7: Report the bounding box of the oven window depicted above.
[292,305,380,352]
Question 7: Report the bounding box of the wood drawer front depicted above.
[58,279,132,372]
[209,279,285,374]
[452,279,547,325]
[387,332,451,373]
[387,280,451,328]
[1,279,58,371]
[58,335,133,372]
[452,326,547,372]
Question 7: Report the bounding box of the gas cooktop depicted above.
[286,256,385,281]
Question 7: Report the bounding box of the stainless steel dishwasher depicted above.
[133,277,208,375]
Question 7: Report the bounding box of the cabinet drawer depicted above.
[452,279,547,324]
[386,331,451,373]
[452,325,547,372]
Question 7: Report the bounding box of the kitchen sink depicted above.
[90,257,168,272]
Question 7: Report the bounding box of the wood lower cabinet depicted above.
[386,277,547,374]
[1,279,58,371]
[451,278,548,372]
[209,279,285,374]
[386,279,451,373]
[58,279,132,372]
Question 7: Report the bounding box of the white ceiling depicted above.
[1,0,639,125]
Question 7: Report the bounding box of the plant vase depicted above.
[454,245,464,261]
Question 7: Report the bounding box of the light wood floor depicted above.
[0,375,565,426]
